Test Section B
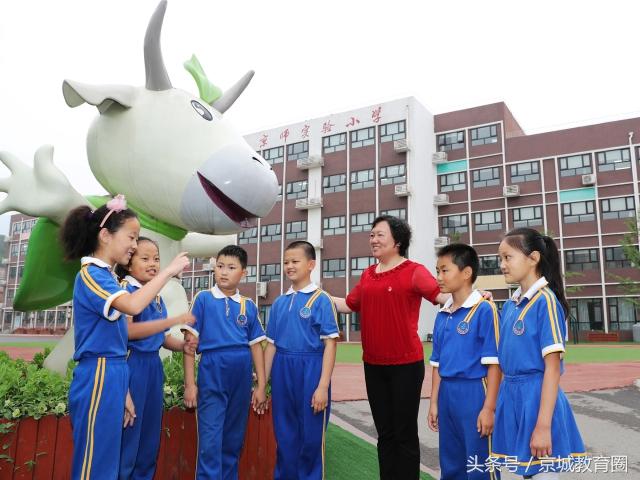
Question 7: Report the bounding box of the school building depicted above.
[241,98,640,342]
[1,98,640,341]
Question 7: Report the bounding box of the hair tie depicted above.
[99,194,127,228]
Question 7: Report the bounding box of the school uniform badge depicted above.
[237,314,248,326]
[299,306,312,319]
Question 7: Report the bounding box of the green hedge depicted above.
[0,350,189,420]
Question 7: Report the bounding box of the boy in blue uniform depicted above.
[264,241,339,480]
[183,245,267,480]
[492,229,585,479]
[428,244,501,480]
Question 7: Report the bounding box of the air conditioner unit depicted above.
[434,236,449,248]
[432,151,448,164]
[201,262,212,271]
[433,194,450,206]
[295,197,323,209]
[297,154,324,170]
[581,173,596,186]
[503,185,520,197]
[394,184,410,196]
[256,281,268,298]
[393,138,409,153]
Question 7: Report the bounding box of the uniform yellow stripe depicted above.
[80,269,110,301]
[80,267,111,299]
[239,297,246,316]
[540,289,560,345]
[488,301,500,347]
[319,291,340,331]
[543,288,563,345]
[459,298,484,327]
[80,358,103,480]
[518,290,543,321]
[85,357,106,480]
[305,289,323,308]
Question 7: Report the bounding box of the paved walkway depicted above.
[332,361,640,401]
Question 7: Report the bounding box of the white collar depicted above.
[285,282,318,295]
[211,284,242,303]
[439,289,483,312]
[124,275,142,289]
[512,276,548,303]
[81,256,113,270]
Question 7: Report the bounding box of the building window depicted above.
[604,246,634,269]
[238,227,258,245]
[263,146,284,165]
[286,180,308,200]
[323,215,346,236]
[562,201,595,223]
[478,256,501,275]
[513,206,543,228]
[381,208,406,220]
[597,148,631,172]
[474,211,503,232]
[351,127,375,148]
[439,172,466,192]
[601,196,635,220]
[260,263,281,282]
[379,120,406,143]
[243,265,257,283]
[351,212,375,233]
[275,184,283,202]
[261,223,282,242]
[322,258,346,278]
[565,248,599,272]
[441,214,468,235]
[380,164,406,186]
[437,131,464,152]
[510,161,539,183]
[287,141,309,161]
[285,220,307,239]
[323,173,347,194]
[10,244,18,257]
[323,133,347,154]
[472,167,500,188]
[351,256,375,276]
[608,297,639,330]
[559,154,592,177]
[20,243,27,256]
[470,124,498,146]
[181,277,192,290]
[351,169,375,190]
[194,276,210,291]
[11,223,20,235]
[570,298,603,331]
[258,304,271,328]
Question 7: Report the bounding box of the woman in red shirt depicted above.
[334,215,448,479]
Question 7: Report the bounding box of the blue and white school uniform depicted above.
[429,290,501,480]
[189,285,266,480]
[69,257,129,480]
[266,283,339,480]
[118,275,168,480]
[491,277,585,476]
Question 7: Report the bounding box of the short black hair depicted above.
[371,215,412,257]
[437,243,479,282]
[285,241,316,260]
[217,244,248,268]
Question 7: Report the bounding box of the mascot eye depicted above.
[191,100,213,121]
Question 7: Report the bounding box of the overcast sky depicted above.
[1,0,639,234]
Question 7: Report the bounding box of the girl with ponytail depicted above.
[60,196,190,480]
[491,228,585,479]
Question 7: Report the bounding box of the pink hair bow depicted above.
[99,194,127,228]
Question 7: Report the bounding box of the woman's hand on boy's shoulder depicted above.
[480,290,493,301]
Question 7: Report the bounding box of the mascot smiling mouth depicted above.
[197,172,258,228]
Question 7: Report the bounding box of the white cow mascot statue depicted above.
[0,1,279,373]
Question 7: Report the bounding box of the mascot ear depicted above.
[62,80,136,113]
